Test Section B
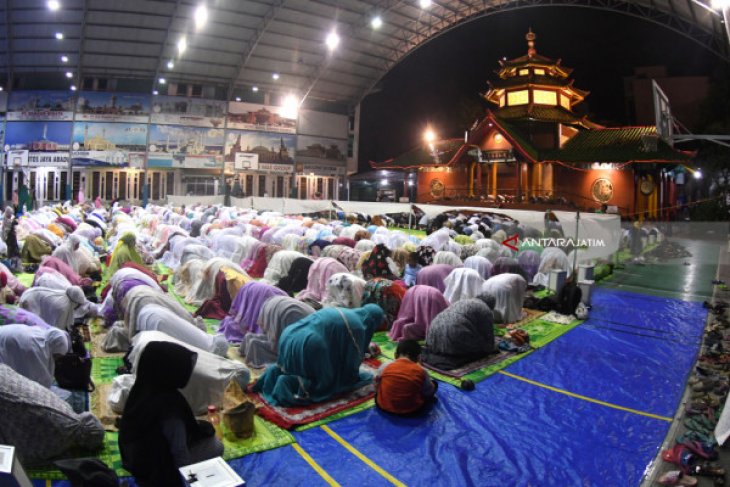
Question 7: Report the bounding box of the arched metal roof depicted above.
[2,0,727,108]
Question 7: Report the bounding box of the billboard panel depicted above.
[148,124,224,168]
[226,102,296,133]
[7,91,75,121]
[75,92,151,123]
[151,96,226,128]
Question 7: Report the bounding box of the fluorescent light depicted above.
[194,4,208,30]
[70,85,77,91]
[65,71,73,78]
[281,94,299,119]
[419,0,431,8]
[47,0,60,11]
[272,73,280,80]
[159,77,166,84]
[325,30,340,51]
[252,86,259,92]
[55,32,64,40]
[167,60,174,69]
[371,16,383,29]
[235,97,241,102]
[177,36,187,55]
[61,55,68,63]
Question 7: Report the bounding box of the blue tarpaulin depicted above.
[38,288,706,486]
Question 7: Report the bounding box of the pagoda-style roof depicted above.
[369,138,465,170]
[371,113,691,170]
[498,55,573,79]
[488,75,589,97]
[492,105,596,127]
[541,126,691,164]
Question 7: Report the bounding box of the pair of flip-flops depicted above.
[658,470,698,485]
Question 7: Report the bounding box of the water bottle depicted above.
[207,405,222,439]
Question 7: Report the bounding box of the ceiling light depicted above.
[70,85,77,91]
[47,0,60,11]
[177,36,187,55]
[371,16,383,29]
[711,0,730,8]
[55,32,64,40]
[65,71,73,78]
[61,55,68,63]
[424,129,436,143]
[235,97,241,102]
[252,86,259,92]
[272,73,279,80]
[194,4,208,30]
[281,94,299,119]
[153,90,159,95]
[167,60,174,69]
[419,0,432,8]
[158,77,166,84]
[325,30,340,51]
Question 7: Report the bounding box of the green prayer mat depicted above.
[26,432,129,480]
[295,399,376,432]
[221,416,295,460]
[371,315,583,387]
[205,318,221,336]
[26,419,294,481]
[15,272,35,288]
[92,357,124,385]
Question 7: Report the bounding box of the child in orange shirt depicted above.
[375,340,437,415]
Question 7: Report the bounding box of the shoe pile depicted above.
[659,302,730,486]
[645,241,693,262]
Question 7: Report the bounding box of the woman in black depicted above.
[118,342,223,486]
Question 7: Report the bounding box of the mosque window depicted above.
[560,94,571,110]
[507,90,529,106]
[533,89,557,106]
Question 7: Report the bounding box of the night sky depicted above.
[358,7,720,170]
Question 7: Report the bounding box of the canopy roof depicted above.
[2,0,727,108]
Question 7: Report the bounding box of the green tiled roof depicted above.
[370,138,465,169]
[542,126,690,164]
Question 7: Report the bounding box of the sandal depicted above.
[662,444,696,473]
[690,462,725,477]
[678,438,719,460]
[658,470,698,486]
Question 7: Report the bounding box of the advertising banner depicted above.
[70,122,147,167]
[147,124,224,168]
[226,101,296,133]
[224,130,295,170]
[7,91,75,121]
[75,92,151,123]
[5,121,72,152]
[296,135,347,165]
[151,96,226,128]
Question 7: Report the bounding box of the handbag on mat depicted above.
[55,352,95,392]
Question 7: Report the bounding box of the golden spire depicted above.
[526,28,537,58]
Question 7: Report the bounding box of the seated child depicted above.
[375,340,437,415]
[403,252,422,287]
